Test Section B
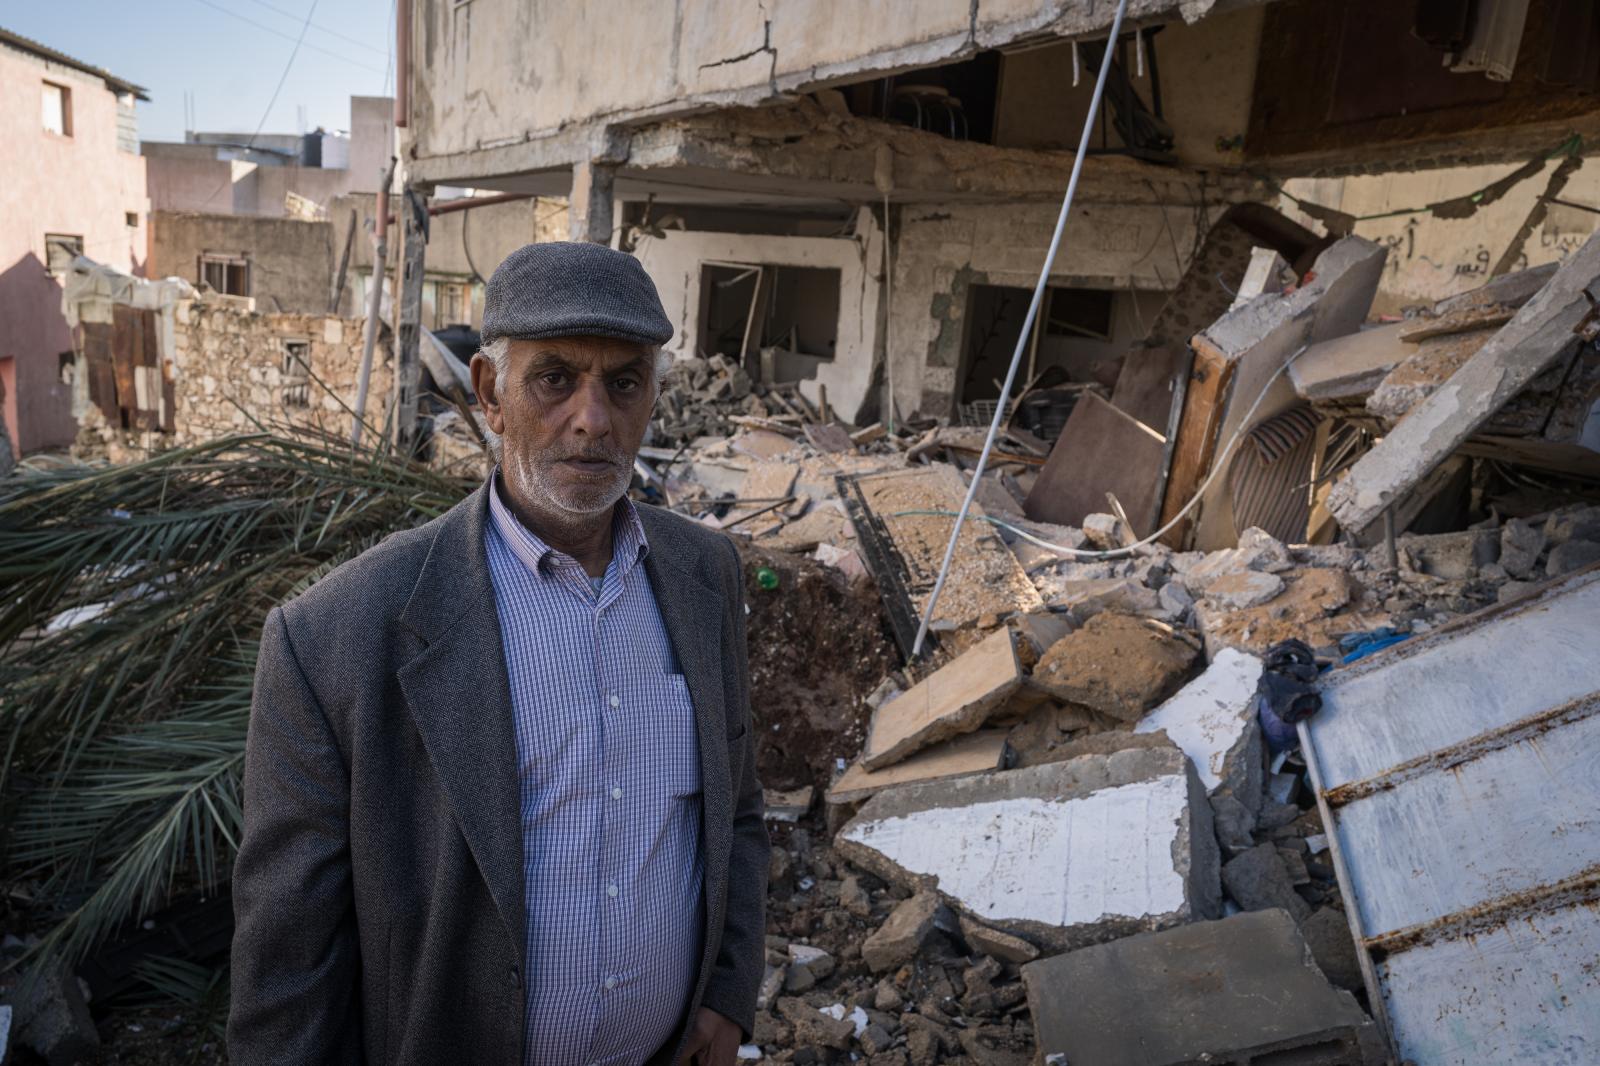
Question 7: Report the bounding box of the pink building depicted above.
[0,27,148,456]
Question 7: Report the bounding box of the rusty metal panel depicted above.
[1302,567,1600,1065]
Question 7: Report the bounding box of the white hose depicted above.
[911,0,1131,657]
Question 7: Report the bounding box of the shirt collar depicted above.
[487,466,649,578]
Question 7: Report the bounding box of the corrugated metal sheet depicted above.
[1301,566,1600,1065]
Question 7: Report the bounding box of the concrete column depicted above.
[569,160,617,244]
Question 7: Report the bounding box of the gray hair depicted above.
[477,338,673,463]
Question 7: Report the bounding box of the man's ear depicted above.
[470,353,507,435]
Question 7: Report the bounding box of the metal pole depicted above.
[329,207,357,315]
[910,0,1131,658]
[353,156,397,447]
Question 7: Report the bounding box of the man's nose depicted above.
[568,374,613,438]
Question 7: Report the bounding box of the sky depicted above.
[5,0,395,143]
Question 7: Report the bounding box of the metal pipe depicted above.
[394,0,411,128]
[383,190,534,227]
[353,156,398,447]
[910,0,1131,659]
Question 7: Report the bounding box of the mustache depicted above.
[549,445,629,465]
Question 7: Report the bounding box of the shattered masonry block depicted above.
[1031,612,1199,723]
[860,626,1021,771]
[862,891,942,973]
[1135,647,1264,810]
[1222,842,1312,923]
[1022,909,1373,1066]
[836,746,1220,952]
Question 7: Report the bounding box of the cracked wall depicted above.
[410,0,1245,176]
[890,200,1202,417]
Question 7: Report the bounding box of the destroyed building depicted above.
[5,3,1600,1065]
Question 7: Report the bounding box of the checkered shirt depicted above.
[484,473,705,1066]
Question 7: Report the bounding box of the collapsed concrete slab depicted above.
[836,747,1220,952]
[860,626,1020,771]
[1021,909,1374,1066]
[1135,647,1263,811]
[1031,613,1200,722]
[1327,228,1600,533]
[826,728,1009,806]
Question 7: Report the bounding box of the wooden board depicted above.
[1023,391,1165,535]
[1157,339,1233,548]
[861,626,1021,770]
[827,728,1008,805]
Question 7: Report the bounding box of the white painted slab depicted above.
[838,776,1191,927]
[1380,901,1600,1065]
[1312,572,1600,788]
[1136,647,1261,793]
[1335,710,1600,936]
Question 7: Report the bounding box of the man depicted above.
[229,242,768,1065]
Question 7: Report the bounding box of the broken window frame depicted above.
[45,234,83,276]
[198,253,250,297]
[698,260,842,380]
[281,339,311,408]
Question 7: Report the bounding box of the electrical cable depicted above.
[911,0,1130,657]
[894,343,1311,562]
[191,0,386,74]
[193,0,324,214]
[238,0,391,56]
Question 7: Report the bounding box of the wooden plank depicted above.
[827,728,1009,805]
[1023,392,1165,534]
[861,627,1021,771]
[1157,339,1232,548]
[110,305,139,427]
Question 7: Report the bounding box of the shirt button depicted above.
[606,883,619,898]
[608,694,620,709]
[611,787,623,800]
[604,976,618,990]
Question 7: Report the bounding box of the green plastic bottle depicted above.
[755,566,780,591]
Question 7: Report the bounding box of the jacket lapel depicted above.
[395,481,527,950]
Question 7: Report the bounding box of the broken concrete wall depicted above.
[633,210,883,422]
[890,200,1204,418]
[409,0,1254,185]
[836,745,1221,952]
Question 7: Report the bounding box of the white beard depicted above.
[507,447,631,519]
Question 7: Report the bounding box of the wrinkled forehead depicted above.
[504,334,654,375]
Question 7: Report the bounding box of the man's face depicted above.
[471,335,655,520]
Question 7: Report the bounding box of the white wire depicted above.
[901,344,1311,561]
[911,0,1131,658]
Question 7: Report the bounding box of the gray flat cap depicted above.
[481,242,673,347]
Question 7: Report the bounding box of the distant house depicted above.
[0,27,148,456]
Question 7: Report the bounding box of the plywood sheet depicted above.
[1110,343,1190,433]
[1025,391,1165,534]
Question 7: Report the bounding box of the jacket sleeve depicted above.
[227,606,364,1065]
[698,538,771,1037]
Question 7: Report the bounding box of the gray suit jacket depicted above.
[228,480,768,1065]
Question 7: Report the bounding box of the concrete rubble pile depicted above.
[653,233,1600,1065]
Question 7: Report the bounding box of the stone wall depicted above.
[75,294,391,462]
[169,297,391,446]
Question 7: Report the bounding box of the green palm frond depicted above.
[0,426,474,978]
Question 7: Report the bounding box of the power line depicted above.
[191,0,387,76]
[195,0,324,209]
[237,0,390,57]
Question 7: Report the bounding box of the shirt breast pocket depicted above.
[642,671,702,799]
